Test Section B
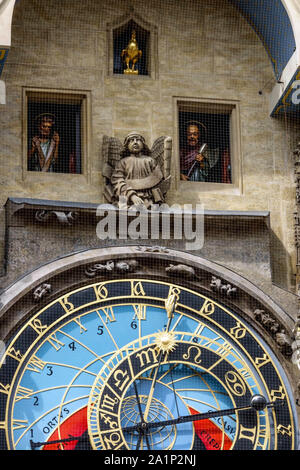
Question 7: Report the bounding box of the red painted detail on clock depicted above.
[43,407,88,450]
[43,405,233,450]
[188,406,233,450]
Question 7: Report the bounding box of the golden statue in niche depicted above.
[121,30,142,74]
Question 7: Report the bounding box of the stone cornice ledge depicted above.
[5,197,270,225]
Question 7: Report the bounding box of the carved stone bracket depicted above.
[33,283,52,302]
[210,276,237,297]
[35,210,79,225]
[136,246,169,254]
[253,308,293,357]
[165,263,196,279]
[85,260,139,278]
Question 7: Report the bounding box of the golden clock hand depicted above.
[135,293,178,448]
[165,292,177,322]
[143,295,176,422]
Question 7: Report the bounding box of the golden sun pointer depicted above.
[154,331,177,354]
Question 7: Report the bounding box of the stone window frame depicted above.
[106,11,158,80]
[22,87,91,183]
[174,97,242,194]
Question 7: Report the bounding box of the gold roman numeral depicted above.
[0,383,10,395]
[47,332,65,351]
[99,306,116,324]
[132,304,147,321]
[15,386,34,402]
[0,419,29,431]
[27,355,46,373]
[73,317,88,333]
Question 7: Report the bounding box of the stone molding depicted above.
[0,245,294,355]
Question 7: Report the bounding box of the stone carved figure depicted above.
[180,121,231,183]
[102,132,172,208]
[291,316,300,370]
[28,113,60,172]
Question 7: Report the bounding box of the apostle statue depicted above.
[180,120,231,183]
[102,132,172,208]
[28,113,60,172]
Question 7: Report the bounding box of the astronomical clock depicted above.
[0,248,297,451]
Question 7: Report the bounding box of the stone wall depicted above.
[0,0,297,291]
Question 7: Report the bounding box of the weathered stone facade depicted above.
[0,0,300,450]
[0,0,298,293]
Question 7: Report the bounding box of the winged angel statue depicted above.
[102,132,172,208]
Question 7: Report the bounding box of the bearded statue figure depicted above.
[102,132,172,208]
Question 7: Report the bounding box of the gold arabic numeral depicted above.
[199,299,215,316]
[29,318,48,336]
[135,347,159,368]
[132,304,147,321]
[277,424,293,437]
[59,296,75,313]
[238,424,257,444]
[182,345,202,364]
[131,281,146,297]
[0,382,10,395]
[73,317,88,334]
[230,321,247,340]
[270,386,286,402]
[254,353,271,369]
[15,386,33,402]
[47,332,65,351]
[102,430,122,450]
[26,355,46,373]
[100,413,118,429]
[113,368,130,392]
[224,371,246,396]
[100,306,116,324]
[94,283,109,301]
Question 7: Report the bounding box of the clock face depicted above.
[0,279,296,450]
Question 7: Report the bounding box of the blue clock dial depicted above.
[0,279,296,450]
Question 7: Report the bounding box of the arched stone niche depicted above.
[106,10,158,79]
